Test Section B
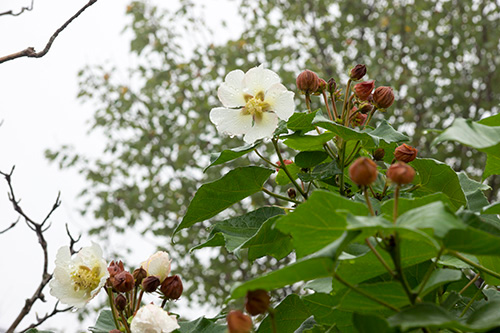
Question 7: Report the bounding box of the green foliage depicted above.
[88,310,115,333]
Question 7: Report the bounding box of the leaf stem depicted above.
[365,238,395,277]
[460,282,485,317]
[333,272,400,312]
[262,187,301,204]
[269,308,278,333]
[364,186,375,216]
[272,138,308,199]
[459,273,480,295]
[255,149,279,169]
[134,289,144,315]
[393,185,400,224]
[340,79,352,122]
[450,251,500,280]
[339,141,347,196]
[362,107,378,130]
[415,248,445,298]
[321,91,334,121]
[106,287,121,330]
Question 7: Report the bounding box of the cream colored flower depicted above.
[141,251,172,283]
[130,303,180,333]
[49,243,109,308]
[210,65,295,143]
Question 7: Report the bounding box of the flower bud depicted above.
[394,144,418,163]
[386,162,415,185]
[227,310,252,333]
[108,261,125,278]
[373,86,395,108]
[373,148,385,161]
[115,294,127,312]
[314,78,327,95]
[245,290,270,316]
[327,78,337,94]
[358,102,374,114]
[350,64,367,80]
[133,267,148,287]
[349,157,378,186]
[142,275,161,293]
[160,275,183,300]
[354,80,375,101]
[352,112,367,127]
[287,188,296,199]
[141,251,172,283]
[113,271,135,293]
[296,70,320,93]
[275,159,293,172]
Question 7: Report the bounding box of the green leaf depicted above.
[433,118,500,149]
[294,316,318,333]
[178,316,227,333]
[477,256,500,285]
[174,166,273,234]
[482,144,500,180]
[478,113,500,126]
[238,215,293,261]
[458,172,490,212]
[443,226,500,255]
[88,310,116,333]
[482,202,500,214]
[257,294,312,333]
[353,313,390,333]
[297,161,342,183]
[411,158,467,210]
[338,281,409,313]
[283,133,335,151]
[380,193,456,220]
[295,151,329,168]
[230,231,359,299]
[413,269,462,297]
[204,142,260,172]
[275,190,368,257]
[287,111,318,132]
[276,163,301,185]
[304,277,333,293]
[190,207,284,254]
[302,293,353,329]
[396,201,466,238]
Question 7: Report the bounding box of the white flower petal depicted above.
[141,251,172,282]
[264,83,295,121]
[243,65,281,96]
[131,304,180,333]
[217,69,246,107]
[243,112,279,144]
[210,107,253,136]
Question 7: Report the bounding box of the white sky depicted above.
[0,0,242,331]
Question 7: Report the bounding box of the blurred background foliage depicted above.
[45,0,500,314]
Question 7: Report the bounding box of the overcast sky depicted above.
[0,0,242,331]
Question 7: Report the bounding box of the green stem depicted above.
[269,308,278,333]
[460,283,485,317]
[365,238,395,277]
[340,79,352,122]
[306,93,336,159]
[321,91,334,121]
[134,289,144,315]
[415,248,445,298]
[262,187,301,204]
[255,149,279,169]
[119,310,132,333]
[106,287,121,330]
[344,141,360,165]
[364,186,375,216]
[451,251,500,280]
[272,138,308,199]
[339,140,347,196]
[391,232,416,304]
[362,107,378,130]
[330,93,339,120]
[459,273,480,295]
[333,272,400,312]
[393,185,400,224]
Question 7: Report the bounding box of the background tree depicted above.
[46,0,500,310]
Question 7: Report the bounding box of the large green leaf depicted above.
[174,166,273,234]
[353,313,390,333]
[276,162,301,185]
[482,144,500,180]
[88,310,116,333]
[380,193,455,220]
[477,256,500,285]
[283,133,335,151]
[287,110,319,132]
[443,226,500,255]
[204,142,261,172]
[294,151,329,168]
[458,172,491,212]
[230,231,359,299]
[275,190,368,257]
[433,118,500,149]
[302,293,354,331]
[257,294,312,333]
[413,268,462,297]
[178,317,226,333]
[190,207,284,254]
[396,201,466,238]
[237,215,293,261]
[411,158,467,210]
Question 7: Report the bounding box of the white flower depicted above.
[131,303,180,333]
[49,243,109,308]
[210,64,295,144]
[141,251,172,283]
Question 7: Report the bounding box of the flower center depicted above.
[71,265,102,293]
[243,91,270,120]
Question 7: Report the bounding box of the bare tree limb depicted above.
[19,302,72,333]
[0,0,34,17]
[0,0,98,64]
[0,217,19,234]
[1,168,81,333]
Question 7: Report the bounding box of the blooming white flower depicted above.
[49,243,109,308]
[131,303,180,333]
[210,65,295,144]
[141,251,172,283]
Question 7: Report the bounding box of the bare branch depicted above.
[66,223,82,255]
[19,302,72,333]
[0,217,20,234]
[0,0,34,17]
[0,0,98,64]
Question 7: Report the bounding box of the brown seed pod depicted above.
[227,310,252,333]
[350,64,367,80]
[394,144,418,163]
[245,290,270,316]
[354,80,375,101]
[349,157,378,186]
[373,86,395,108]
[296,70,320,93]
[386,162,415,185]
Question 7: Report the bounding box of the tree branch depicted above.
[0,0,98,64]
[0,0,34,17]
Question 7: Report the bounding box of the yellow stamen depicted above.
[71,265,102,293]
[242,91,270,121]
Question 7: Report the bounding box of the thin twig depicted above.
[0,217,20,234]
[365,238,395,277]
[0,0,34,17]
[262,187,301,204]
[0,0,98,64]
[19,302,72,333]
[459,273,480,295]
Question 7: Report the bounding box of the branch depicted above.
[0,0,34,17]
[0,0,98,64]
[0,217,20,234]
[19,302,72,333]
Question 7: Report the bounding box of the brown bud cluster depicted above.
[352,112,367,127]
[245,290,270,316]
[394,144,418,163]
[327,78,337,94]
[133,267,148,286]
[315,78,327,94]
[349,157,378,186]
[386,162,415,185]
[113,271,135,293]
[373,148,385,161]
[296,70,319,93]
[227,310,252,333]
[160,275,183,300]
[115,294,127,312]
[354,80,375,101]
[142,275,161,293]
[373,86,395,108]
[350,64,367,80]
